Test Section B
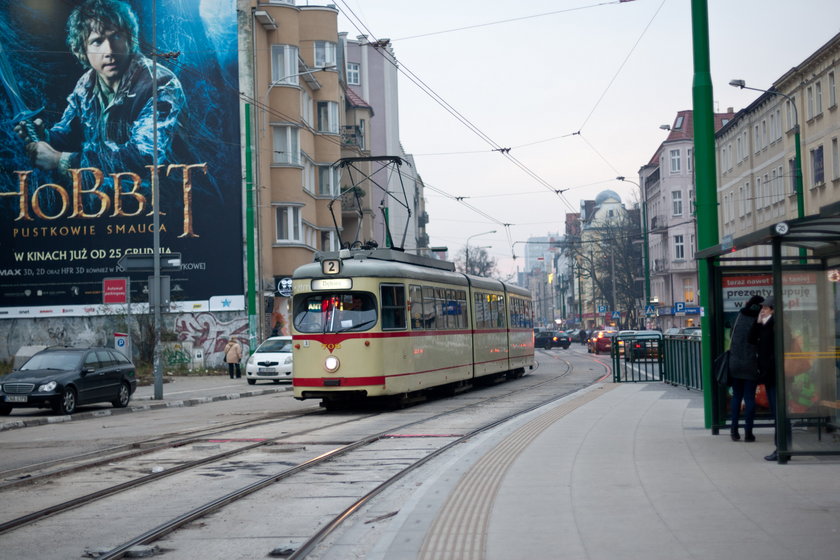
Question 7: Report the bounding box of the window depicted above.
[744,181,751,215]
[320,230,337,252]
[275,205,302,242]
[672,190,683,216]
[816,81,823,114]
[314,40,337,68]
[786,97,796,130]
[272,126,300,165]
[833,138,839,180]
[687,148,692,172]
[807,86,814,119]
[318,164,339,196]
[683,279,695,303]
[674,235,685,260]
[347,62,360,85]
[830,71,837,107]
[270,45,300,84]
[811,145,824,185]
[380,284,406,330]
[735,136,743,162]
[674,115,684,129]
[761,120,767,148]
[293,292,377,333]
[754,125,760,153]
[302,158,315,194]
[300,90,313,127]
[756,177,763,209]
[669,149,681,174]
[317,101,339,133]
[768,114,775,143]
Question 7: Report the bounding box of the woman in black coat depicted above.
[727,295,764,441]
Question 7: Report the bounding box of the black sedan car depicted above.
[534,330,571,350]
[0,346,137,415]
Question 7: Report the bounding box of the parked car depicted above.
[534,330,570,350]
[245,336,293,385]
[587,330,616,354]
[615,330,637,356]
[623,330,664,362]
[0,346,137,415]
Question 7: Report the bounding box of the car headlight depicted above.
[38,381,58,392]
[284,356,293,365]
[324,355,340,373]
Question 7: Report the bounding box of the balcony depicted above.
[653,258,668,273]
[649,215,666,232]
[341,125,365,149]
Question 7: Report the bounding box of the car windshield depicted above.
[20,350,82,371]
[293,292,377,333]
[256,339,293,353]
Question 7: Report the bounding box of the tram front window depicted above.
[293,292,377,333]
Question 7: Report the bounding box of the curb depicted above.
[1,385,291,432]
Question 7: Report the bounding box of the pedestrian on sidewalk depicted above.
[749,296,780,461]
[224,339,242,379]
[728,295,764,442]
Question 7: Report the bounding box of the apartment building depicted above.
[639,110,734,329]
[718,31,840,261]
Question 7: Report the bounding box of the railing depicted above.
[661,335,702,390]
[610,333,702,391]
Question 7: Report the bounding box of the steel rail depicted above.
[96,360,576,560]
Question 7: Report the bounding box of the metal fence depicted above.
[611,334,702,390]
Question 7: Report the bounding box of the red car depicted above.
[587,330,616,355]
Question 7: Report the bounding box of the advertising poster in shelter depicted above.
[0,0,242,317]
[721,271,829,416]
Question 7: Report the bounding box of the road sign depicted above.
[102,277,128,304]
[644,304,656,316]
[611,310,621,319]
[674,301,686,316]
[598,305,607,313]
[117,252,182,271]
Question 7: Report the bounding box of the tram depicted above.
[290,248,535,407]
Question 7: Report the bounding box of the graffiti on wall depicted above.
[174,312,249,366]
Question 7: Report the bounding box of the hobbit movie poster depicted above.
[0,0,243,317]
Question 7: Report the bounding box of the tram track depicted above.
[1,357,591,559]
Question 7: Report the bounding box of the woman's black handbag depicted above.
[714,350,731,386]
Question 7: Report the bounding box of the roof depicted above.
[646,110,737,166]
[696,204,840,260]
[345,86,373,114]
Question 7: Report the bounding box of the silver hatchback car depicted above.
[244,336,293,385]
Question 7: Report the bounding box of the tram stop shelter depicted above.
[696,202,840,463]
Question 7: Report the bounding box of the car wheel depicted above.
[112,382,131,408]
[53,387,77,415]
[247,379,257,385]
[544,343,551,350]
[0,404,12,416]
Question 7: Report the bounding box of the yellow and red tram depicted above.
[290,248,534,406]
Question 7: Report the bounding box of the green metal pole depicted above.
[245,103,258,351]
[691,0,718,429]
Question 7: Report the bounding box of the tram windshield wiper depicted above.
[334,318,376,334]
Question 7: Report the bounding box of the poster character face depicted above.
[85,26,132,88]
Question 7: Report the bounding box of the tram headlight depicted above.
[324,355,340,373]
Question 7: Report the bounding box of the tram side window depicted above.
[434,287,449,329]
[474,292,489,329]
[380,284,406,330]
[409,285,424,329]
[422,285,437,329]
[447,289,467,329]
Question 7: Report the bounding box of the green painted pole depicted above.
[245,103,258,350]
[691,0,717,429]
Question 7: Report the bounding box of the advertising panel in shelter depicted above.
[0,0,242,317]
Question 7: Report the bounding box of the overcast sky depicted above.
[335,0,840,279]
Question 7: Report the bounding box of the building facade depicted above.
[640,110,734,330]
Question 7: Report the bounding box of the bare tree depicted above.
[563,210,643,328]
[455,246,498,278]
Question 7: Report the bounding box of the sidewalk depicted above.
[0,375,290,431]
[335,381,840,560]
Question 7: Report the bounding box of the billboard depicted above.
[0,0,243,317]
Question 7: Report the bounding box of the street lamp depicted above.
[465,230,496,275]
[617,176,651,307]
[729,79,804,220]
